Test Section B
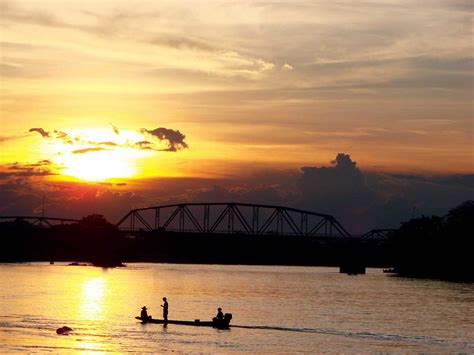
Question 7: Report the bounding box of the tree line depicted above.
[0,201,472,281]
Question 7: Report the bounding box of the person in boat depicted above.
[140,306,151,320]
[213,307,224,322]
[161,297,168,322]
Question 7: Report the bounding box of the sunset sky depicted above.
[1,0,473,232]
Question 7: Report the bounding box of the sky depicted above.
[0,0,473,233]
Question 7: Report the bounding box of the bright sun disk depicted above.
[62,150,136,181]
[49,128,149,181]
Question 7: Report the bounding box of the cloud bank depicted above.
[28,125,189,153]
[141,127,188,152]
[1,153,471,233]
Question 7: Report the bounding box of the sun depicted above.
[62,150,137,181]
[47,128,151,182]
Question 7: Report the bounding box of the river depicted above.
[0,263,472,353]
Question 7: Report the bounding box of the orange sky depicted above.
[1,0,473,185]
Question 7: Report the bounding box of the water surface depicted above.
[0,263,472,352]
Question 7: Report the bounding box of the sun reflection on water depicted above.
[81,278,105,320]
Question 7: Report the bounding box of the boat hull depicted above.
[135,316,230,329]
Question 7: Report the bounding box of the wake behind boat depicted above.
[135,313,232,329]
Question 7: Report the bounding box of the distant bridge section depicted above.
[360,229,397,241]
[0,216,79,227]
[115,203,351,238]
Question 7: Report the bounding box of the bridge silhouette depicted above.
[115,202,352,238]
[0,216,79,227]
[0,203,395,240]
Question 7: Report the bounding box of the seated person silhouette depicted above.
[213,307,224,322]
[140,306,151,320]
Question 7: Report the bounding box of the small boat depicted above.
[135,313,232,329]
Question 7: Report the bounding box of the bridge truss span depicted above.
[115,202,351,238]
[0,216,79,227]
[360,229,397,241]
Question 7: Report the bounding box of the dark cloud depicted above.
[0,181,43,216]
[364,171,474,228]
[27,126,189,153]
[0,178,142,221]
[72,147,107,154]
[386,173,474,189]
[151,156,472,234]
[29,127,50,138]
[98,181,127,187]
[135,141,153,149]
[29,126,112,147]
[141,127,189,152]
[54,130,73,144]
[300,153,366,193]
[298,153,377,232]
[294,154,473,232]
[95,141,119,147]
[22,159,53,167]
[0,161,56,179]
[0,170,54,178]
[29,127,73,144]
[434,174,474,189]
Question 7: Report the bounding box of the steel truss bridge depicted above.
[360,229,396,240]
[0,216,79,227]
[115,202,352,238]
[0,205,395,240]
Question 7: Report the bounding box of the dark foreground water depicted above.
[0,263,472,353]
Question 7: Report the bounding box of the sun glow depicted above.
[62,150,137,181]
[46,128,152,181]
[83,278,105,300]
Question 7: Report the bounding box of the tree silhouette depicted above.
[77,214,116,229]
[392,200,473,281]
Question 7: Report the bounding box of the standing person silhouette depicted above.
[161,297,168,323]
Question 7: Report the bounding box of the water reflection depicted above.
[75,336,104,352]
[0,264,472,353]
[81,278,105,320]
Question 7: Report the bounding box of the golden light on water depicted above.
[81,278,105,320]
